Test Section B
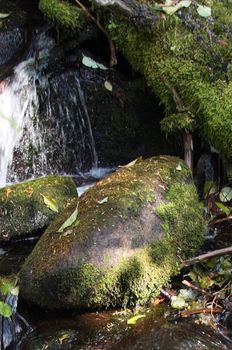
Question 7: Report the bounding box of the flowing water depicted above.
[0,29,99,187]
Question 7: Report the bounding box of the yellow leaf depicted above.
[127,314,145,325]
[58,334,69,344]
[40,194,59,212]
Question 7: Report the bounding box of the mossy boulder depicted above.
[0,0,26,73]
[0,175,77,241]
[19,156,204,310]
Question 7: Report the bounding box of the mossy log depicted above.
[101,0,232,159]
[19,156,204,310]
[0,175,77,241]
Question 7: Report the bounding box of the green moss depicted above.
[39,0,85,31]
[105,1,232,159]
[0,175,77,240]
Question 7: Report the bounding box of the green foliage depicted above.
[39,0,85,30]
[161,112,195,134]
[0,301,13,318]
[0,276,18,318]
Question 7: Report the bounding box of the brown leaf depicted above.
[5,188,13,197]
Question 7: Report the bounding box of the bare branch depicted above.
[182,246,232,268]
[74,0,117,66]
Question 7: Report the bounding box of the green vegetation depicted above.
[39,0,85,30]
[104,1,232,159]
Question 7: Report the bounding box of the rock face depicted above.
[19,156,204,310]
[0,0,26,76]
[0,175,77,241]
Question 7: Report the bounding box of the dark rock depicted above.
[19,156,204,310]
[0,0,26,74]
[0,175,77,241]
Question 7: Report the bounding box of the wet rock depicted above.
[110,320,230,350]
[0,0,26,74]
[8,43,176,183]
[19,156,204,310]
[0,175,77,241]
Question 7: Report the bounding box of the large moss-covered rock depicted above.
[19,156,204,310]
[0,175,77,241]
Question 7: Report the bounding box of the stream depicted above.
[0,242,231,350]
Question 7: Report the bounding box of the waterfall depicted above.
[0,30,99,187]
[0,58,38,187]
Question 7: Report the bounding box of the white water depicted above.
[0,31,99,187]
[0,59,38,187]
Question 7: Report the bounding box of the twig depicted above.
[182,279,212,296]
[161,77,187,113]
[179,307,222,318]
[182,246,232,268]
[213,214,232,224]
[161,77,193,171]
[74,0,117,66]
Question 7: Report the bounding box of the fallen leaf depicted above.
[197,5,211,18]
[41,194,59,212]
[123,158,140,168]
[151,297,165,305]
[24,186,33,198]
[127,314,146,325]
[58,204,79,233]
[5,188,12,197]
[82,55,107,70]
[219,187,232,202]
[97,197,108,204]
[171,295,187,309]
[58,334,69,344]
[176,164,182,171]
[104,81,113,91]
[0,13,10,19]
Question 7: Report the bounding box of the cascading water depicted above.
[0,29,99,187]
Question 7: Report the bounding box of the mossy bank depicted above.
[103,0,232,159]
[20,156,204,310]
[0,175,77,241]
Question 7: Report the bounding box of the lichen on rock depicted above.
[19,156,204,310]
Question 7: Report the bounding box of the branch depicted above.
[182,246,232,268]
[182,279,212,296]
[161,77,187,112]
[180,307,222,317]
[74,0,117,67]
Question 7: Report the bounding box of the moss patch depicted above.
[0,175,77,241]
[39,0,85,31]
